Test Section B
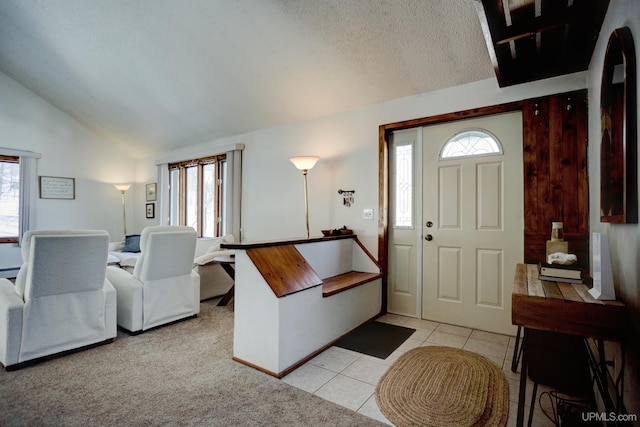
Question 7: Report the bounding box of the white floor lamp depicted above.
[113,184,131,237]
[289,156,320,239]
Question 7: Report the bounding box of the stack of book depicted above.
[538,262,583,283]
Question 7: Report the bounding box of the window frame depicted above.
[168,154,226,238]
[0,155,20,243]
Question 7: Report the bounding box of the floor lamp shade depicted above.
[289,156,320,171]
[114,184,131,193]
[289,156,319,239]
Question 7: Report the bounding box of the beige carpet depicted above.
[0,301,385,426]
[375,346,509,427]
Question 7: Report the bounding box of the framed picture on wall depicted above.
[39,176,75,199]
[146,203,155,219]
[146,183,157,201]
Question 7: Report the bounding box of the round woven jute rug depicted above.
[375,346,509,427]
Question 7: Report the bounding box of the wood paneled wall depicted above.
[522,90,590,268]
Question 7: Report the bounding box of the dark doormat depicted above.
[334,320,416,359]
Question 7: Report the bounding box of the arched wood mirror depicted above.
[600,27,637,223]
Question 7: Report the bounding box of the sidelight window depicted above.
[392,141,414,228]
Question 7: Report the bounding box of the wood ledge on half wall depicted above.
[221,233,355,250]
[222,234,382,299]
[222,234,380,271]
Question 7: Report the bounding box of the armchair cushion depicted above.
[134,228,195,281]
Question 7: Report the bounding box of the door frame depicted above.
[378,101,524,312]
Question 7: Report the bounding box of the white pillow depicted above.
[109,241,125,252]
[194,249,235,266]
[204,236,225,253]
[208,235,234,251]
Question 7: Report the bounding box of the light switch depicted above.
[363,208,374,220]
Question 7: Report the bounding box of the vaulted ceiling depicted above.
[0,1,609,159]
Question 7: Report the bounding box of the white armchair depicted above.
[106,226,199,333]
[110,234,235,301]
[0,230,116,370]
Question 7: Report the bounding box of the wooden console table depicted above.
[512,263,627,427]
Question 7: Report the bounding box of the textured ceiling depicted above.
[0,0,494,158]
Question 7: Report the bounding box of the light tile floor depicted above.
[281,313,567,426]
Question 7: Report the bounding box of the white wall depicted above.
[0,71,137,269]
[140,73,588,256]
[587,0,640,416]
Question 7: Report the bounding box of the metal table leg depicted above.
[512,325,523,372]
[516,328,528,427]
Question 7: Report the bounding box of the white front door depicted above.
[422,112,523,335]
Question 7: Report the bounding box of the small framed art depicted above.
[146,183,157,201]
[146,203,155,219]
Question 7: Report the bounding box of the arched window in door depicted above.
[439,129,503,160]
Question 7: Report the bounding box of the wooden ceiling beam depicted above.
[476,0,610,87]
[495,22,566,45]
